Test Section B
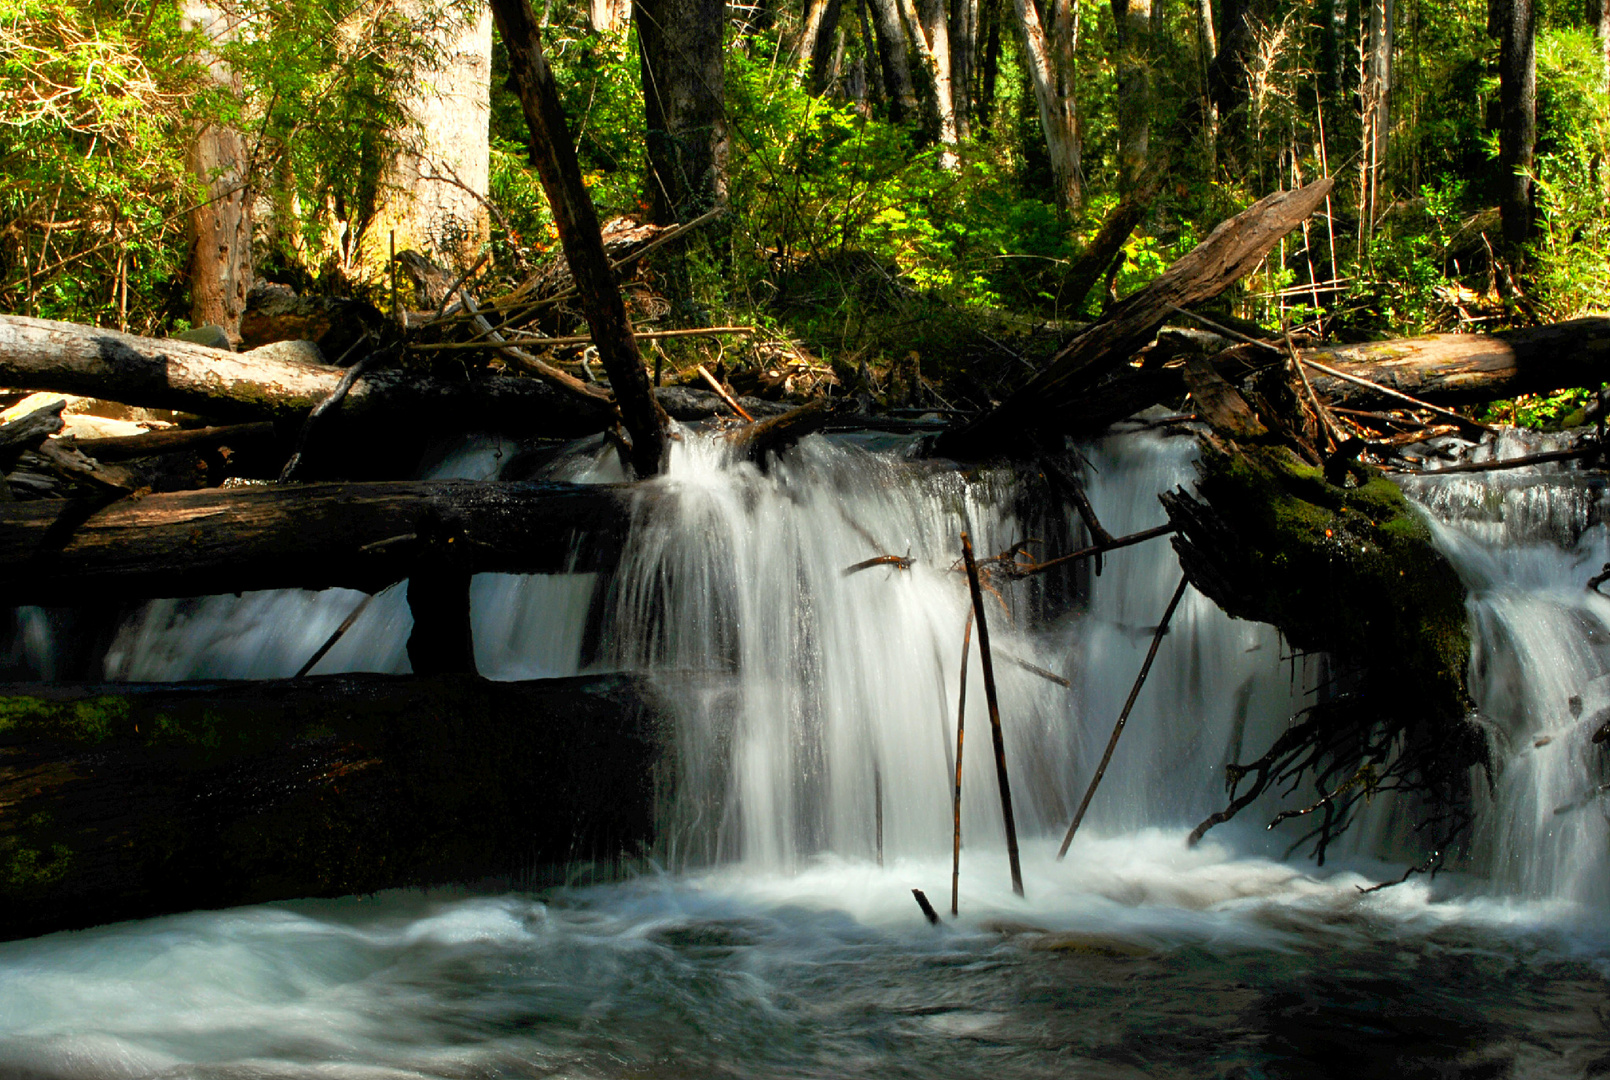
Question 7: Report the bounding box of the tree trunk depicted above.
[867,0,919,121]
[1014,0,1083,210]
[181,2,252,342]
[492,0,671,477]
[0,673,668,942]
[808,0,847,94]
[950,0,979,137]
[0,314,612,435]
[938,178,1334,458]
[1207,0,1254,126]
[900,0,961,166]
[1496,0,1536,247]
[978,0,1002,127]
[1112,0,1153,192]
[636,0,730,222]
[588,0,631,32]
[0,479,646,606]
[372,2,494,273]
[1360,0,1393,231]
[1294,317,1610,408]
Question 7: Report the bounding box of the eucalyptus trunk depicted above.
[636,0,730,223]
[866,0,919,120]
[1112,0,1153,192]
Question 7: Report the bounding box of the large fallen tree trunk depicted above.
[0,673,671,941]
[0,314,609,436]
[0,479,647,605]
[938,179,1333,458]
[1298,317,1610,408]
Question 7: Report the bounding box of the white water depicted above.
[3,424,1609,1077]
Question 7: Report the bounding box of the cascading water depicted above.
[1,423,1607,1078]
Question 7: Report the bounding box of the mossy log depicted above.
[0,479,645,606]
[0,673,671,942]
[1162,437,1488,852]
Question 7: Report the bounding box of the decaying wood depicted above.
[0,479,644,606]
[1299,318,1610,410]
[0,314,604,438]
[66,421,276,462]
[939,179,1333,457]
[960,531,1024,897]
[726,398,843,462]
[1410,444,1600,474]
[0,398,66,458]
[699,364,754,421]
[1182,355,1268,438]
[0,673,668,942]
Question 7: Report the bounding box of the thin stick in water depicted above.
[1058,576,1190,859]
[960,533,1024,898]
[952,607,973,917]
[295,592,376,678]
[874,763,884,867]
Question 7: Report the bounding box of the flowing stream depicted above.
[1,424,1608,1078]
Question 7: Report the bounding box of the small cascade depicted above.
[75,424,1317,873]
[1402,443,1610,905]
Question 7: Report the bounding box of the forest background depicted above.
[3,0,1608,427]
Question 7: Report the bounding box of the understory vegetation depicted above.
[3,0,1608,420]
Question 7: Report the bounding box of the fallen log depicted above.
[1294,317,1610,409]
[939,179,1333,458]
[66,421,278,461]
[0,672,670,941]
[0,314,603,438]
[0,479,645,606]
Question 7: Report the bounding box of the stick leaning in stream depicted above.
[1058,576,1190,859]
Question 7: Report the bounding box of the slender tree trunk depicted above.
[636,0,730,223]
[1112,0,1153,191]
[490,0,670,477]
[979,0,1002,127]
[1361,0,1393,228]
[950,0,979,137]
[808,0,846,94]
[901,0,961,165]
[1496,0,1535,246]
[867,0,919,120]
[1014,0,1082,209]
[181,2,252,342]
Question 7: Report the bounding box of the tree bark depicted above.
[899,0,961,166]
[807,0,847,94]
[978,0,1002,127]
[0,479,645,606]
[491,0,671,476]
[636,0,730,222]
[1014,0,1083,210]
[1112,0,1153,192]
[867,0,920,121]
[1496,0,1536,247]
[938,178,1334,458]
[0,314,611,436]
[181,2,252,341]
[0,673,668,941]
[1295,318,1610,408]
[1360,0,1393,230]
[950,0,979,137]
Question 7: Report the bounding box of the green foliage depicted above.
[1528,29,1610,320]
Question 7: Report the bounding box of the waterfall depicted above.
[73,423,1320,872]
[1401,439,1610,905]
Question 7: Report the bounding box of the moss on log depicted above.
[0,673,670,941]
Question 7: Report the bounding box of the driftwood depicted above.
[0,479,644,605]
[0,398,66,458]
[0,673,668,942]
[939,179,1334,457]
